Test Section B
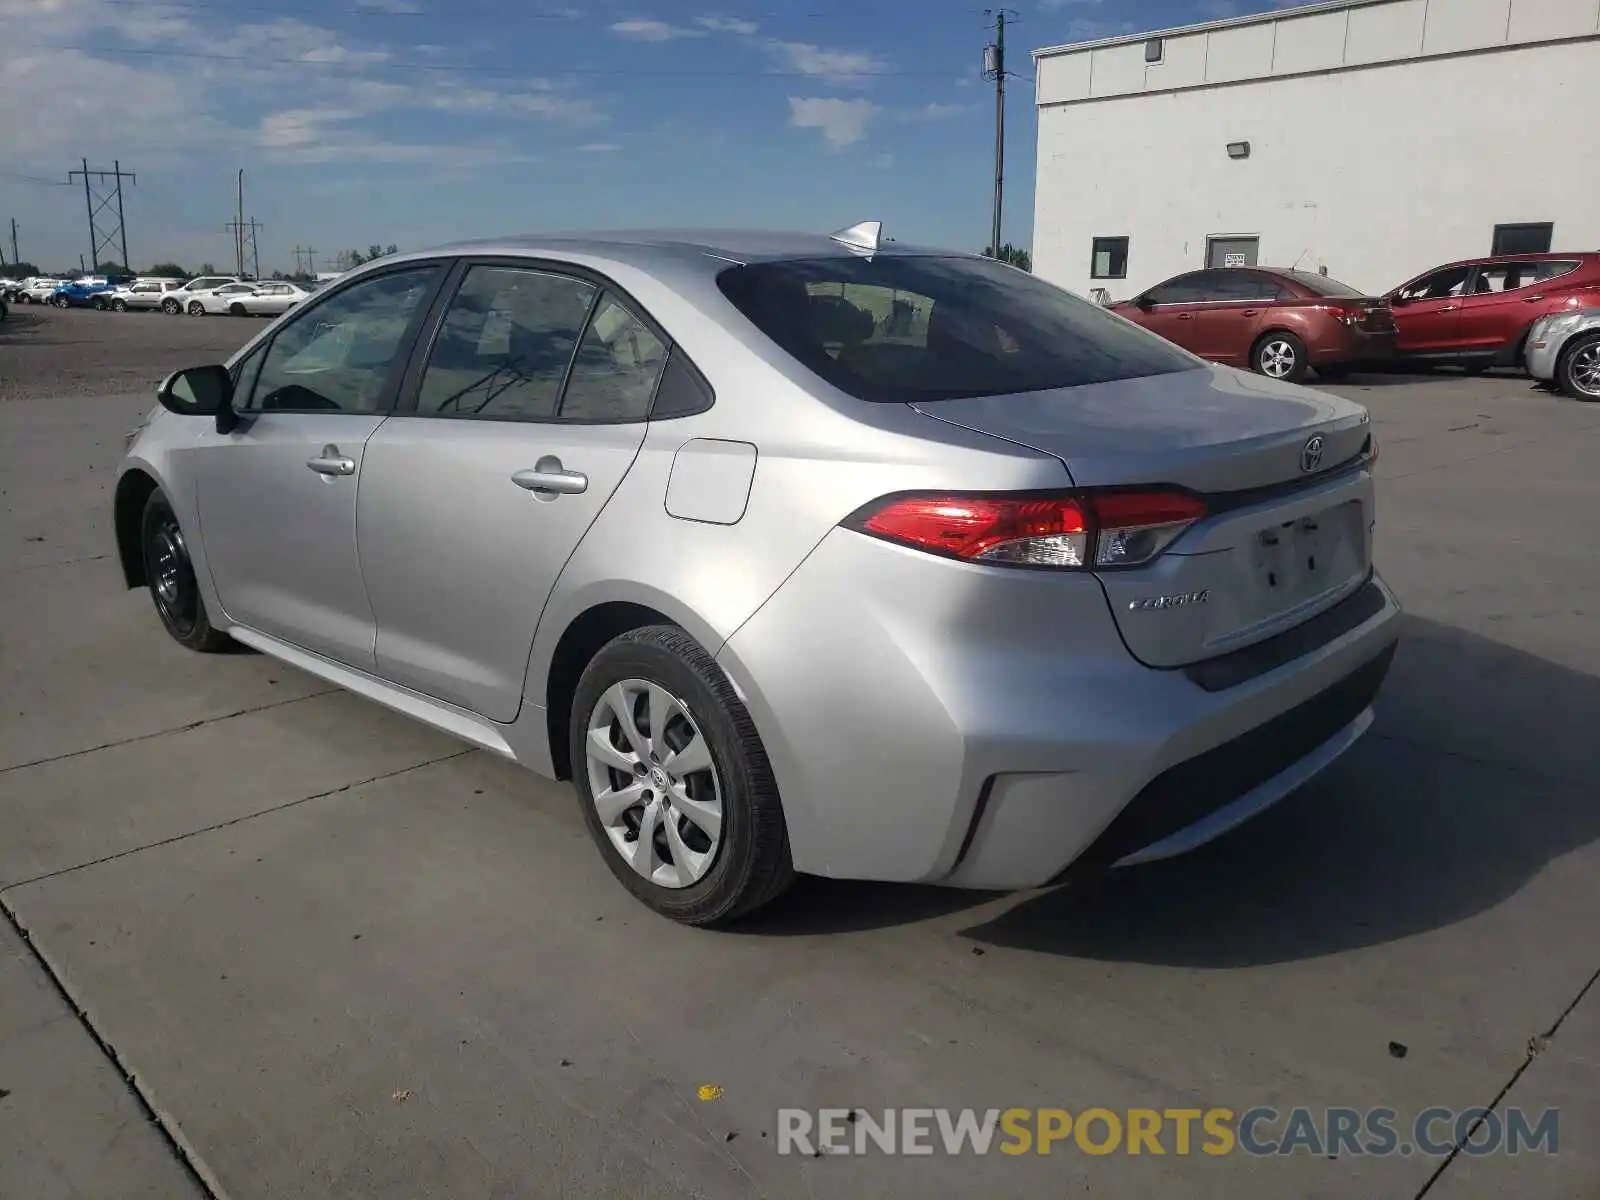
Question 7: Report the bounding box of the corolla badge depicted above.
[1300,434,1326,474]
[1128,590,1209,612]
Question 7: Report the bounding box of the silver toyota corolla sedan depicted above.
[114,224,1401,925]
[1525,308,1600,401]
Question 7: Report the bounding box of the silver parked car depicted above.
[1525,308,1600,401]
[113,225,1401,925]
[226,280,312,317]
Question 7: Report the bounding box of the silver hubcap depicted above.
[1260,340,1297,378]
[585,679,722,889]
[1570,343,1600,397]
[153,528,183,603]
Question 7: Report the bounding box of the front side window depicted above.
[1090,236,1129,280]
[1144,275,1206,305]
[245,266,440,413]
[1470,263,1534,294]
[416,265,597,420]
[1202,271,1278,302]
[717,254,1195,404]
[1398,266,1470,301]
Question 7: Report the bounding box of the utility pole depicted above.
[235,169,245,276]
[9,219,17,268]
[68,158,137,272]
[982,11,1015,261]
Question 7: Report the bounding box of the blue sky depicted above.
[1,0,1303,275]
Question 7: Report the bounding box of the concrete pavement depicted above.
[1,374,1595,1198]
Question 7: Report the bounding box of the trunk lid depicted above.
[912,364,1377,668]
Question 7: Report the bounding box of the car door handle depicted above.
[306,446,356,477]
[1177,313,1194,321]
[1439,305,1460,312]
[512,466,588,496]
[1524,294,1545,302]
[1240,309,1260,317]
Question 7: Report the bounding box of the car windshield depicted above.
[716,254,1197,403]
[1282,271,1366,298]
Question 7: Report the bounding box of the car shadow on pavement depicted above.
[742,616,1600,957]
[961,615,1600,965]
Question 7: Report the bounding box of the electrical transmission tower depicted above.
[294,244,319,276]
[228,217,263,279]
[68,159,136,273]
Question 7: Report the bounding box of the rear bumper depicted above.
[1307,326,1396,366]
[717,529,1402,890]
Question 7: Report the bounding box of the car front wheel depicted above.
[570,625,794,926]
[1253,331,1309,384]
[162,298,181,314]
[54,295,70,309]
[1557,333,1600,403]
[111,298,127,312]
[140,490,232,652]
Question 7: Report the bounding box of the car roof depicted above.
[425,229,957,268]
[1422,251,1598,270]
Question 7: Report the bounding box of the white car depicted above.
[182,281,260,316]
[162,275,244,314]
[21,278,67,304]
[110,279,186,312]
[224,281,311,316]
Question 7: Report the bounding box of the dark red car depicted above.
[1113,267,1396,384]
[1385,252,1600,372]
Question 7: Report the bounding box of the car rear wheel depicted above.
[111,298,127,312]
[1253,331,1308,384]
[140,490,231,652]
[1556,333,1600,403]
[162,297,181,314]
[570,625,794,926]
[187,300,205,316]
[228,302,247,316]
[54,295,70,309]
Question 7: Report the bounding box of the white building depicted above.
[1031,0,1600,301]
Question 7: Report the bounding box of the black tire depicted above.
[569,625,794,926]
[54,294,70,309]
[140,490,231,652]
[162,297,181,314]
[229,302,247,316]
[1556,332,1600,403]
[187,300,205,316]
[91,296,106,311]
[111,297,127,312]
[1252,330,1309,384]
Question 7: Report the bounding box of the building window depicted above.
[1144,38,1163,63]
[1491,223,1553,256]
[1091,236,1129,280]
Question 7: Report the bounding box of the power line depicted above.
[80,0,998,20]
[34,41,961,78]
[0,169,74,188]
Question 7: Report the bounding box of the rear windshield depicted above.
[716,255,1196,403]
[1281,271,1365,298]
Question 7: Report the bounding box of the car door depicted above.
[192,263,446,669]
[357,260,665,721]
[1455,260,1549,354]
[1389,264,1470,353]
[1187,270,1275,364]
[1133,274,1208,351]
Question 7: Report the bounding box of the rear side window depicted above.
[1534,259,1581,282]
[717,255,1195,403]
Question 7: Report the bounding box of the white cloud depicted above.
[897,101,972,121]
[696,14,759,35]
[578,142,623,154]
[788,96,879,148]
[609,18,705,41]
[765,40,888,87]
[354,0,427,11]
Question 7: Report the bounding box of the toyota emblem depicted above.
[1300,435,1325,474]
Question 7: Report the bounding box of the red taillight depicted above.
[849,490,1205,569]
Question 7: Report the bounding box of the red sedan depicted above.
[1386,252,1600,372]
[1113,267,1395,384]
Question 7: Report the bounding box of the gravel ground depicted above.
[0,305,256,402]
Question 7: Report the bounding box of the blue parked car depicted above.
[52,275,133,310]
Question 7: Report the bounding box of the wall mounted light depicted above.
[1226,141,1252,160]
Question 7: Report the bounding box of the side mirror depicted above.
[1135,294,1155,310]
[1388,293,1409,308]
[158,364,238,433]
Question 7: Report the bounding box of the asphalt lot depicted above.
[1,305,1596,1198]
